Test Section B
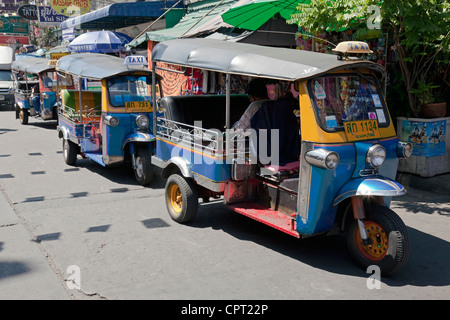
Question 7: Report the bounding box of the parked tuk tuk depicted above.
[11,57,59,124]
[150,39,413,275]
[55,53,162,186]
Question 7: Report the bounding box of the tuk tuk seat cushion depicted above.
[159,94,250,130]
[61,89,102,117]
[264,161,300,174]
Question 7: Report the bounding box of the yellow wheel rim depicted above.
[356,221,388,261]
[169,183,182,214]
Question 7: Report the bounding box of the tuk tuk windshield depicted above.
[107,75,152,107]
[310,74,389,131]
[42,71,56,88]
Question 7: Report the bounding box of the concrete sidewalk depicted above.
[0,187,71,300]
[397,172,450,197]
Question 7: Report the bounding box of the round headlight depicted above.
[136,115,149,129]
[305,149,340,170]
[105,115,119,127]
[366,144,386,168]
[397,141,413,158]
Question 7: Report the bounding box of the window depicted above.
[310,75,389,131]
[107,75,154,107]
[0,70,12,81]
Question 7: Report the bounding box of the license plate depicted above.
[125,101,152,112]
[344,119,380,141]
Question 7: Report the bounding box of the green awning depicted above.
[127,0,240,48]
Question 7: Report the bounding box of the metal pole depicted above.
[225,73,230,129]
[152,61,157,136]
[78,77,83,124]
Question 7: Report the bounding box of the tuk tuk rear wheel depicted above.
[165,174,198,223]
[63,139,77,165]
[346,205,410,275]
[19,108,28,125]
[134,147,153,186]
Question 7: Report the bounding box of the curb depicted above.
[396,172,450,197]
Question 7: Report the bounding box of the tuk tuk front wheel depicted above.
[19,108,28,125]
[63,139,77,165]
[165,174,198,223]
[133,147,153,186]
[346,205,410,275]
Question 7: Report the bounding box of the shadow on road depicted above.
[188,201,450,287]
[63,158,166,190]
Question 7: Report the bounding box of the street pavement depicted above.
[0,110,449,302]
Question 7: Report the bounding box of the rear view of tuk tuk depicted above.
[151,39,413,275]
[11,57,58,124]
[55,53,161,186]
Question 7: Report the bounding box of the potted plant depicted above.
[410,81,447,118]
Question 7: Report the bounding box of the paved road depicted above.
[0,111,449,301]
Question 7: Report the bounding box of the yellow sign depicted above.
[344,119,380,142]
[50,52,70,60]
[125,101,152,113]
[50,0,91,17]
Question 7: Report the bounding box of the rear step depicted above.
[228,202,299,238]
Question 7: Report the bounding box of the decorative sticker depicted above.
[371,94,382,107]
[314,81,326,100]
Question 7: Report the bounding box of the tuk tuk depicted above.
[55,53,162,186]
[11,57,59,124]
[150,39,413,275]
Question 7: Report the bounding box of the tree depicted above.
[290,0,450,117]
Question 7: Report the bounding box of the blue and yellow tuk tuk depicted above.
[150,39,413,275]
[56,53,162,185]
[12,57,59,124]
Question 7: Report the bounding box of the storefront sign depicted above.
[0,16,29,34]
[0,35,30,45]
[50,52,70,60]
[18,4,39,20]
[50,0,91,17]
[1,0,26,13]
[62,27,75,42]
[38,6,68,26]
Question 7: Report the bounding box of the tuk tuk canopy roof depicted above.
[152,38,385,81]
[11,57,54,74]
[56,53,153,80]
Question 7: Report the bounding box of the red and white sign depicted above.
[0,35,30,45]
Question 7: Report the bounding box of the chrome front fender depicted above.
[121,132,155,150]
[332,175,406,206]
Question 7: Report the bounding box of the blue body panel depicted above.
[296,137,401,235]
[156,138,231,182]
[16,96,31,109]
[105,112,155,157]
[42,92,56,111]
[60,111,156,166]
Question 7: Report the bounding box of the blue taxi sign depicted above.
[124,55,148,66]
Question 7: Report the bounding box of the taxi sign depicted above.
[333,41,372,60]
[48,59,58,66]
[124,56,148,66]
[344,119,380,142]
